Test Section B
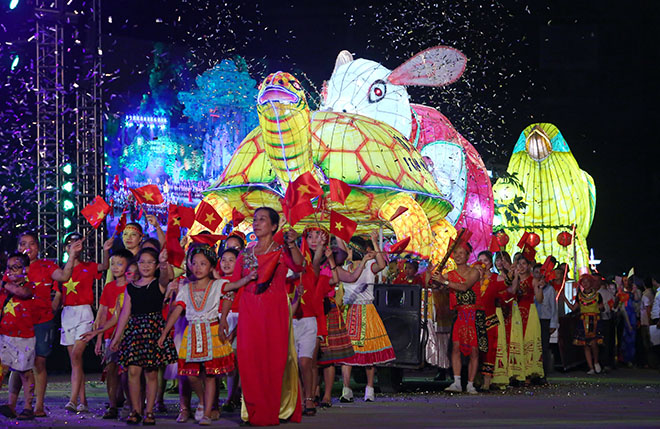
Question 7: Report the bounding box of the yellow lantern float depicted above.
[492,123,596,274]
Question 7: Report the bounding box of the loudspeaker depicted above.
[373,283,423,366]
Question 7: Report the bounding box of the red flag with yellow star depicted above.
[232,207,246,227]
[168,204,195,229]
[329,178,351,205]
[330,210,357,242]
[130,184,164,205]
[195,200,222,231]
[286,172,323,208]
[81,196,111,229]
[280,197,314,227]
[114,209,128,236]
[166,225,185,267]
[389,236,411,254]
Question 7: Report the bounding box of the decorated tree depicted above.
[178,58,259,178]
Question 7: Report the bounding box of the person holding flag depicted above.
[59,232,114,413]
[222,207,304,426]
[338,231,394,403]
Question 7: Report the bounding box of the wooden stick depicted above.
[433,228,468,275]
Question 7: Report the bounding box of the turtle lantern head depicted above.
[256,72,315,186]
[257,72,307,112]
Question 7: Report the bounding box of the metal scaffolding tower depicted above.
[35,1,66,261]
[75,0,105,271]
[35,0,104,268]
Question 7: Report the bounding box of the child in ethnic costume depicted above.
[217,244,243,414]
[301,228,360,408]
[563,274,604,374]
[511,254,545,383]
[0,253,38,420]
[111,247,177,425]
[160,245,235,426]
[475,251,508,390]
[340,231,394,403]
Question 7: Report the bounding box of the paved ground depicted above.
[1,367,659,428]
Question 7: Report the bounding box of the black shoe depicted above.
[102,407,118,419]
[0,405,17,419]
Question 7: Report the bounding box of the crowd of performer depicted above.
[0,206,658,425]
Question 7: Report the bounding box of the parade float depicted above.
[492,123,596,275]
[192,70,458,261]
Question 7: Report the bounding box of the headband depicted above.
[187,244,218,267]
[123,225,142,234]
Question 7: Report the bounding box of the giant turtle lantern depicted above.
[199,72,456,260]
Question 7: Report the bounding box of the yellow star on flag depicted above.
[142,191,154,202]
[334,222,344,231]
[205,212,216,224]
[172,217,181,226]
[96,210,106,220]
[3,299,18,317]
[63,278,80,295]
[297,184,311,197]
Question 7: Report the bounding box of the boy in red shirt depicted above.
[13,231,81,417]
[83,248,133,419]
[59,232,113,413]
[0,253,39,420]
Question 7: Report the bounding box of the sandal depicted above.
[34,409,48,418]
[222,399,238,413]
[194,405,204,422]
[210,409,221,421]
[198,415,212,426]
[126,411,142,425]
[176,408,191,423]
[143,412,156,425]
[303,398,316,416]
[319,401,332,409]
[102,407,119,419]
[16,409,35,421]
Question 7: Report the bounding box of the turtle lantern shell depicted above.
[204,73,453,234]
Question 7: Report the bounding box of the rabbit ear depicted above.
[333,50,354,74]
[388,46,467,87]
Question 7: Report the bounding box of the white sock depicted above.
[454,375,461,385]
[467,381,474,389]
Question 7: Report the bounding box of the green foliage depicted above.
[493,171,527,227]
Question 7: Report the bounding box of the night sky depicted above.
[1,0,658,277]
